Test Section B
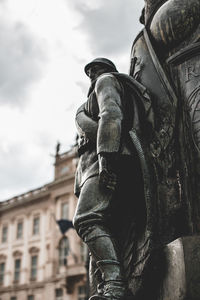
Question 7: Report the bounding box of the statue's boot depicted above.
[87,236,126,300]
[90,278,126,300]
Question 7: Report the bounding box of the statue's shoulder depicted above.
[96,72,118,82]
[95,73,122,92]
[98,72,138,89]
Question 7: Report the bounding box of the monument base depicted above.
[158,236,200,300]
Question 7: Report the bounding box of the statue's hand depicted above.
[98,154,117,191]
[99,169,117,191]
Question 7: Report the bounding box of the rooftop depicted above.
[0,147,77,212]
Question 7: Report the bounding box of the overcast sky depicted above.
[0,0,144,201]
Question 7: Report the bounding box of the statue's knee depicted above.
[73,217,101,242]
[73,214,90,240]
[73,211,110,242]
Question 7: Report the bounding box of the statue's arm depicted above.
[95,74,123,191]
[95,74,123,155]
[75,103,97,143]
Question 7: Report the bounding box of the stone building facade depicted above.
[0,148,88,300]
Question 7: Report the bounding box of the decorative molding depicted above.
[0,254,7,260]
[16,216,25,220]
[1,222,9,226]
[55,193,70,202]
[32,212,40,217]
[167,42,200,66]
[13,250,23,257]
[29,246,40,254]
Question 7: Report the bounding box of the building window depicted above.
[59,237,69,266]
[55,288,63,300]
[0,262,5,285]
[16,221,23,239]
[33,216,40,235]
[61,202,69,219]
[30,255,38,280]
[80,242,88,262]
[78,286,87,300]
[27,295,34,300]
[2,226,8,243]
[14,259,21,282]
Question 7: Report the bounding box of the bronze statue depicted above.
[130,0,200,241]
[74,0,200,299]
[129,0,200,298]
[73,58,155,300]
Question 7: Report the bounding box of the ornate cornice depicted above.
[13,250,23,257]
[29,247,40,254]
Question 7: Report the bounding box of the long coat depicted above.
[75,73,139,196]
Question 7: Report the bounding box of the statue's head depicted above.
[143,0,168,24]
[84,58,118,81]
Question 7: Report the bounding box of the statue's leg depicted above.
[73,176,126,300]
[89,253,104,296]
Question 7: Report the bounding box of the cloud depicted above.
[0,136,55,201]
[67,0,144,56]
[0,17,46,108]
[76,80,88,95]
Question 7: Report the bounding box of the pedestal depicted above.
[159,236,200,300]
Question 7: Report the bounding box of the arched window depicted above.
[59,237,69,266]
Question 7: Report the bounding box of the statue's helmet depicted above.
[84,58,118,76]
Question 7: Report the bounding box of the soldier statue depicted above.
[73,58,155,300]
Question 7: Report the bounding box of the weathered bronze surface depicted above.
[74,57,154,299]
[74,1,200,299]
[129,0,200,298]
